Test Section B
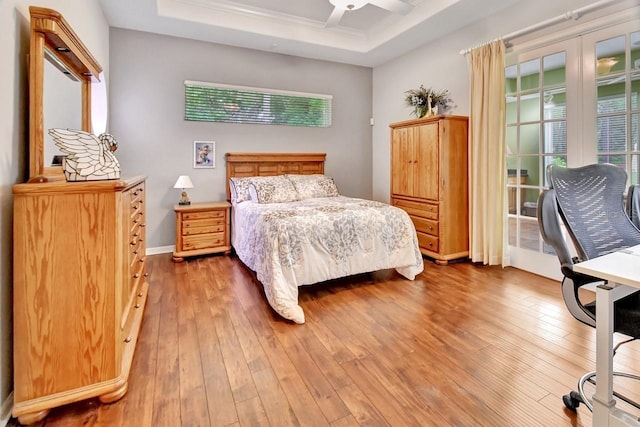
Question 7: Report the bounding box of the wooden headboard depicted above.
[225,152,326,201]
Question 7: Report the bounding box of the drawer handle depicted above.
[144,272,149,277]
[138,292,144,297]
[124,337,132,343]
[139,258,145,263]
[130,241,136,246]
[133,250,138,255]
[141,223,146,227]
[133,273,140,278]
[428,242,433,246]
[135,303,141,309]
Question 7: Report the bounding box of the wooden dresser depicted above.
[173,201,231,262]
[390,115,469,264]
[12,176,149,424]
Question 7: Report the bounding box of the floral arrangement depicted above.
[404,85,453,118]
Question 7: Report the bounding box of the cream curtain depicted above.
[467,40,508,266]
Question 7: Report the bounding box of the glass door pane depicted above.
[594,30,640,184]
[505,49,567,252]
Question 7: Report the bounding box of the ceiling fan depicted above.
[326,0,414,28]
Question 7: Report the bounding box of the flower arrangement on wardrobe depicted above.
[404,85,453,118]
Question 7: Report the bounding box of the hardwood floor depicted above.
[13,253,640,426]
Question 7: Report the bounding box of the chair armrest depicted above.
[627,185,640,229]
[538,189,576,270]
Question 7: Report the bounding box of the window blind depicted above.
[184,80,332,127]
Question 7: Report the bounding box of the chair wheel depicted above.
[563,391,583,412]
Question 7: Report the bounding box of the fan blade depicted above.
[325,6,346,27]
[369,0,413,15]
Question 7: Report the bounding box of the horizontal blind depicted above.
[185,80,332,127]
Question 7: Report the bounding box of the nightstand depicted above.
[173,201,231,262]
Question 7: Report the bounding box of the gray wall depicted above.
[108,29,373,250]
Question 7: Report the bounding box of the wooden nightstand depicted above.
[173,201,231,262]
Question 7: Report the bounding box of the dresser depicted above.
[12,176,149,424]
[390,115,469,264]
[173,201,231,262]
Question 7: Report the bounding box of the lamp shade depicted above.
[173,175,194,189]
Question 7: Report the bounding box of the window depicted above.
[184,80,332,127]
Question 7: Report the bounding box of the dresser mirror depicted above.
[43,49,82,168]
[28,6,102,182]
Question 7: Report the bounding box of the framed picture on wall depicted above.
[193,141,215,168]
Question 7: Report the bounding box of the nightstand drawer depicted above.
[183,210,225,221]
[182,223,225,236]
[183,217,223,229]
[183,233,226,250]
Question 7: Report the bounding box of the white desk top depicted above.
[573,244,640,288]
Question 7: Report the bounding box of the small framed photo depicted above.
[193,141,215,168]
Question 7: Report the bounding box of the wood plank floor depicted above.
[13,253,640,426]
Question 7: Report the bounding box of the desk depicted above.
[573,244,640,427]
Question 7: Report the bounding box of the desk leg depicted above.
[593,283,615,426]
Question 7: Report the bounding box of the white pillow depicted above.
[286,174,339,199]
[229,177,255,203]
[248,175,300,204]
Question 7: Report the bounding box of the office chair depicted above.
[537,163,640,413]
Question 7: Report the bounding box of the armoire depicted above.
[390,115,469,264]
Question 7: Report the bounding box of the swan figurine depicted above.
[48,128,121,181]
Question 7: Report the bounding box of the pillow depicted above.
[229,177,255,203]
[248,175,300,204]
[286,174,339,199]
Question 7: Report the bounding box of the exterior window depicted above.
[595,32,640,184]
[184,80,332,127]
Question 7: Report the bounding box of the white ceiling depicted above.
[98,0,523,67]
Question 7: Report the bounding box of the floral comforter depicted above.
[232,196,424,323]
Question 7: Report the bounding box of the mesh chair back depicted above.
[548,163,640,261]
[628,185,640,229]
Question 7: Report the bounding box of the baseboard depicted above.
[146,245,174,256]
[1,392,13,426]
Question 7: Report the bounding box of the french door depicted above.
[505,18,640,279]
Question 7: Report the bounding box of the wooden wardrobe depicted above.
[390,115,469,264]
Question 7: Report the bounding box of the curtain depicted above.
[467,40,508,266]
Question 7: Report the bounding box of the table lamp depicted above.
[173,175,194,205]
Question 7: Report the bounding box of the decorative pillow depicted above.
[286,174,339,199]
[248,175,300,204]
[229,177,255,203]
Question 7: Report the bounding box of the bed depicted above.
[226,152,424,324]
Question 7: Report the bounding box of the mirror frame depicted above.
[28,6,102,182]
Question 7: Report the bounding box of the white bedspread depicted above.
[232,196,424,323]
